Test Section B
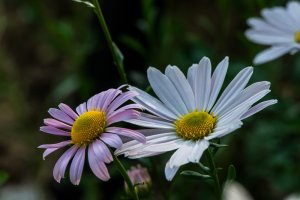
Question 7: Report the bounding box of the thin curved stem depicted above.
[92,0,128,84]
[205,148,222,199]
[112,153,139,200]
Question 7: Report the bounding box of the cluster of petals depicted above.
[39,88,146,185]
[245,1,300,64]
[116,57,277,180]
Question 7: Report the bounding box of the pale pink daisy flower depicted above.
[38,88,146,185]
[116,57,277,181]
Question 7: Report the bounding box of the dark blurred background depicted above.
[0,0,300,199]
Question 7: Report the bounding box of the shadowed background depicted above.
[0,0,299,199]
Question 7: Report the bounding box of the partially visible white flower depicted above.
[223,181,300,200]
[223,181,254,200]
[284,194,300,200]
[245,1,300,65]
[116,56,277,181]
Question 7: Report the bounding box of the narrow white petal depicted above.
[194,57,212,110]
[148,67,189,115]
[169,141,194,168]
[207,57,229,111]
[205,121,242,140]
[218,89,271,119]
[165,65,195,111]
[218,81,270,117]
[128,86,177,121]
[245,30,294,45]
[165,161,180,181]
[125,113,174,129]
[115,132,177,155]
[188,140,209,163]
[247,17,292,35]
[241,99,278,120]
[261,8,295,33]
[287,1,300,28]
[254,46,294,65]
[211,67,253,115]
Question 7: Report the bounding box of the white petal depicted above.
[188,140,209,163]
[211,67,253,115]
[125,113,174,129]
[218,81,270,117]
[165,65,195,111]
[247,17,292,35]
[261,8,295,33]
[287,1,300,28]
[245,30,294,45]
[254,46,294,65]
[241,99,278,120]
[128,86,177,121]
[115,132,177,155]
[147,67,188,115]
[207,57,229,111]
[188,58,212,111]
[205,121,242,140]
[169,141,194,168]
[165,161,180,181]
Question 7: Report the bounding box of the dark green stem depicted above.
[92,0,128,84]
[112,153,139,200]
[205,149,222,199]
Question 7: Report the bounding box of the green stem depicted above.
[205,149,222,199]
[112,153,139,200]
[92,0,128,84]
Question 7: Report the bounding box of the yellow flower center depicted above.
[71,111,106,145]
[175,111,216,141]
[295,30,300,43]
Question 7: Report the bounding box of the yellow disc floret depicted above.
[175,111,216,141]
[295,30,300,43]
[71,111,106,145]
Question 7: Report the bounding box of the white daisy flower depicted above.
[116,56,277,181]
[245,1,300,65]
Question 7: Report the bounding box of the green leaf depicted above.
[181,170,211,179]
[210,142,228,148]
[72,0,95,8]
[198,162,210,172]
[226,164,236,181]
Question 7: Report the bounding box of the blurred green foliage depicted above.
[0,0,299,199]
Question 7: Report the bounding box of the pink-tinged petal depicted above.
[48,108,74,125]
[107,110,140,125]
[94,91,106,110]
[88,145,110,181]
[92,140,113,163]
[40,126,70,136]
[100,133,123,149]
[76,102,87,115]
[70,146,86,185]
[87,94,99,111]
[100,89,122,111]
[44,118,72,130]
[106,91,138,114]
[106,127,146,144]
[38,140,72,149]
[58,103,79,120]
[38,140,71,159]
[43,148,59,160]
[53,146,78,183]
